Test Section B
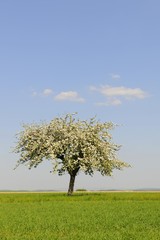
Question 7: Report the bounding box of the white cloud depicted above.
[110,74,121,80]
[89,86,97,91]
[54,91,85,102]
[90,85,149,106]
[32,91,38,97]
[42,88,53,96]
[96,98,122,106]
[100,85,148,99]
[109,98,122,106]
[31,88,53,97]
[91,85,148,99]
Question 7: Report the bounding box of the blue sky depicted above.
[0,0,160,191]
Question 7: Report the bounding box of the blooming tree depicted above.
[14,113,130,195]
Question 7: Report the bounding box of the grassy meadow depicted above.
[0,192,160,240]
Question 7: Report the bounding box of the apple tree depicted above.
[14,113,130,195]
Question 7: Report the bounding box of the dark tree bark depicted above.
[67,167,80,195]
[67,174,76,196]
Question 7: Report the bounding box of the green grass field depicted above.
[0,192,160,240]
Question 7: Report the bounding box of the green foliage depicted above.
[0,192,160,240]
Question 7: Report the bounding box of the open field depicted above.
[0,192,160,240]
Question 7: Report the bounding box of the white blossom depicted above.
[14,113,130,194]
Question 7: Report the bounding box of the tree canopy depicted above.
[14,113,130,195]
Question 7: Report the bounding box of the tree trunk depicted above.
[67,174,76,196]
